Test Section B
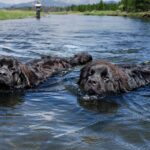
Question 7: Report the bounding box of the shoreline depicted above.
[49,10,150,19]
[0,9,36,20]
[0,9,149,20]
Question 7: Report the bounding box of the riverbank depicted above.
[49,10,150,19]
[0,9,35,20]
[0,9,149,20]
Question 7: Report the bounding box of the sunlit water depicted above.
[0,15,150,150]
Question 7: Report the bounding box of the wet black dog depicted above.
[78,61,150,97]
[0,52,92,90]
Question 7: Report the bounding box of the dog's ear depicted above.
[78,63,91,85]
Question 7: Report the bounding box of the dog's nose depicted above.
[0,69,7,76]
[88,79,97,85]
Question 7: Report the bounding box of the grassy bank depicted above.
[48,11,83,15]
[0,9,35,20]
[84,10,150,18]
[0,9,149,20]
[49,10,150,19]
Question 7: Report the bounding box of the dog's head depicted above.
[70,52,92,66]
[0,56,37,90]
[78,61,129,96]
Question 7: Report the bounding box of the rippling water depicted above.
[0,15,150,150]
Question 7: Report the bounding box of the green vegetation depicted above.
[48,11,82,15]
[0,10,35,20]
[120,0,150,12]
[62,0,150,18]
[83,10,125,16]
[66,0,150,12]
[66,1,118,12]
[83,10,150,18]
[49,10,150,19]
[0,0,149,20]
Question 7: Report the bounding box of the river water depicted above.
[0,15,149,150]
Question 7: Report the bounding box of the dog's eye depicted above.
[11,67,16,71]
[103,76,109,82]
[89,69,95,75]
[8,63,13,68]
[101,69,110,82]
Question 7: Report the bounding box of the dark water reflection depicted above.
[0,93,24,107]
[0,15,149,150]
[78,98,120,113]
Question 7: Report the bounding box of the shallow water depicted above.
[0,15,149,150]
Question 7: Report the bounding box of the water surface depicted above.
[0,15,150,150]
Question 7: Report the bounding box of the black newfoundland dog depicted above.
[78,61,150,97]
[0,52,92,90]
